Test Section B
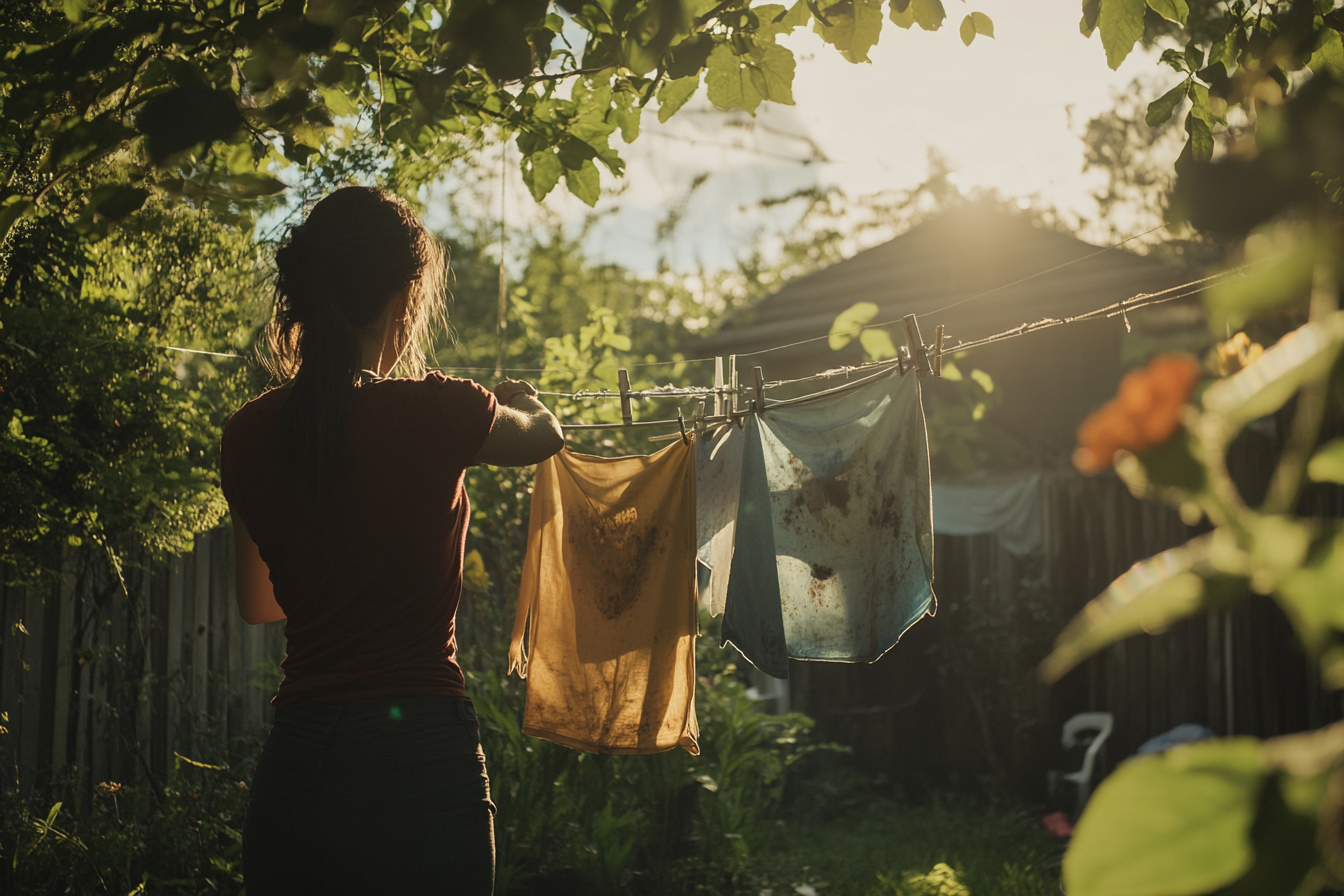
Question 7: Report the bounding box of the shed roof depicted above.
[702,205,1199,372]
[700,206,1207,470]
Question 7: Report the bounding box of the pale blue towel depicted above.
[721,372,935,678]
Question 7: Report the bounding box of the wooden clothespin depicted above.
[713,356,724,417]
[695,400,706,436]
[677,411,689,445]
[752,366,765,413]
[728,354,741,422]
[618,368,633,425]
[932,324,945,377]
[902,314,935,377]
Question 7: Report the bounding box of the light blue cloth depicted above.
[932,474,1042,556]
[695,422,744,616]
[721,372,936,679]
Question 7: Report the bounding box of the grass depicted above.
[750,787,1066,896]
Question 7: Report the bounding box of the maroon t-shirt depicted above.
[220,373,496,707]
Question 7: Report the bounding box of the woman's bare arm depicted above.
[473,382,565,467]
[232,511,286,625]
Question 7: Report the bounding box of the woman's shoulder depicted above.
[372,371,492,404]
[223,385,289,440]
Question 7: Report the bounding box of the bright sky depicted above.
[460,0,1171,275]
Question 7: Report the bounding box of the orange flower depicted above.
[1074,354,1201,474]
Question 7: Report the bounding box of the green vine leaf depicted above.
[1064,739,1265,896]
[704,40,796,114]
[813,0,886,63]
[828,301,879,350]
[911,0,946,31]
[657,75,700,123]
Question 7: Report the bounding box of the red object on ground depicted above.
[1042,811,1074,838]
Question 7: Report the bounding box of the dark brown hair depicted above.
[264,186,447,487]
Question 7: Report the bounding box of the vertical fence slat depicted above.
[50,558,76,772]
[193,535,211,735]
[18,587,47,794]
[166,556,184,759]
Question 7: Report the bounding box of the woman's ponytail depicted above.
[263,187,447,492]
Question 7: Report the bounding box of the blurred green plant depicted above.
[1034,25,1344,890]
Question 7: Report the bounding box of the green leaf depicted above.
[82,185,151,222]
[704,41,794,114]
[1227,771,1329,896]
[1063,739,1265,896]
[859,328,899,360]
[1308,438,1344,484]
[1202,314,1344,435]
[911,0,946,31]
[969,368,994,394]
[564,158,601,206]
[1188,81,1214,123]
[1209,28,1239,72]
[813,0,885,63]
[319,86,358,119]
[1204,244,1317,333]
[1146,0,1188,23]
[1098,0,1146,70]
[657,75,700,123]
[62,0,89,22]
[969,11,994,37]
[1187,110,1213,162]
[829,301,879,350]
[939,360,963,381]
[1127,428,1207,494]
[890,0,917,28]
[1278,525,1344,660]
[522,149,563,201]
[959,14,976,45]
[137,85,244,165]
[1080,0,1101,36]
[1146,81,1189,127]
[222,174,287,199]
[1308,27,1344,75]
[1040,535,1229,682]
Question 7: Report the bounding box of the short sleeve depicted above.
[426,373,497,468]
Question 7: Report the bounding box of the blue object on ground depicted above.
[1136,723,1216,754]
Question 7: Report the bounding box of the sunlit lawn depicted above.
[752,792,1065,896]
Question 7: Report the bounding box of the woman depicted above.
[222,186,563,895]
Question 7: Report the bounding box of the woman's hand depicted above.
[493,379,537,407]
[473,380,565,467]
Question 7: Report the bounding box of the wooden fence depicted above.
[5,441,1343,802]
[1,528,284,799]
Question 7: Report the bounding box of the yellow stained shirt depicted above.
[508,440,699,756]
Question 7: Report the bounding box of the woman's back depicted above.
[223,373,495,706]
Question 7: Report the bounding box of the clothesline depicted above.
[159,240,1250,433]
[539,263,1248,410]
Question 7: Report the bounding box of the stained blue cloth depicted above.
[721,372,935,679]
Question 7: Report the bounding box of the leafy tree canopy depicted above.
[0,0,995,226]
